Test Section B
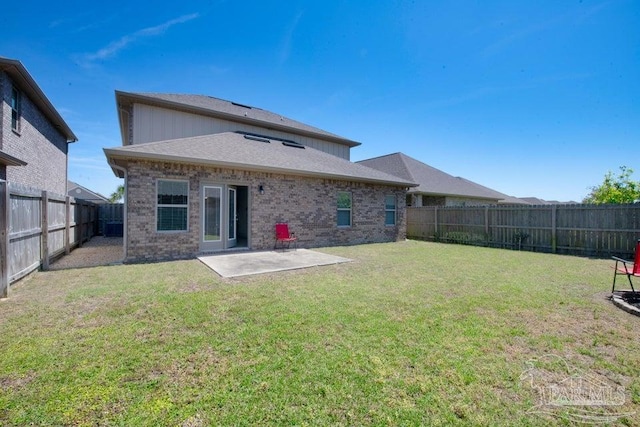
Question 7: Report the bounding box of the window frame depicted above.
[156,179,189,232]
[385,194,397,226]
[10,86,21,133]
[337,191,352,227]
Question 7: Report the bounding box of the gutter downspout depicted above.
[108,159,128,262]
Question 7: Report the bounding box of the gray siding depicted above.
[0,71,68,195]
[132,104,351,160]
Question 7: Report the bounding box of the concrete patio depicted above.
[198,249,352,278]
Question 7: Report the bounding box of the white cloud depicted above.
[69,156,111,172]
[279,11,303,65]
[80,13,199,65]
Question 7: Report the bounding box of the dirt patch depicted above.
[49,237,123,270]
[0,371,37,392]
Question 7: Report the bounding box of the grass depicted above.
[1,240,638,426]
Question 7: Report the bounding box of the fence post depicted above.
[434,206,439,238]
[484,206,489,242]
[0,182,8,298]
[41,191,49,271]
[65,196,71,255]
[551,205,557,254]
[78,203,84,247]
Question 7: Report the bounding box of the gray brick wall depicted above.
[0,71,3,153]
[0,72,68,195]
[125,160,407,262]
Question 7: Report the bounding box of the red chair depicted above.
[612,239,640,293]
[275,223,297,250]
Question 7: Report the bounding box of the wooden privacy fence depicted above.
[407,204,640,259]
[0,181,98,298]
[98,203,124,236]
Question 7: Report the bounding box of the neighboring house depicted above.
[0,57,77,195]
[357,152,529,207]
[104,92,415,262]
[454,178,531,205]
[519,197,579,205]
[67,180,110,204]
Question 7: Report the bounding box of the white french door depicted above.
[201,184,241,252]
[228,187,237,248]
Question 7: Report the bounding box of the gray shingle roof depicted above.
[104,132,416,187]
[115,91,360,147]
[68,181,110,203]
[357,152,518,201]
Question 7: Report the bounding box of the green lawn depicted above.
[1,240,638,426]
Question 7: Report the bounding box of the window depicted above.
[11,87,21,132]
[385,195,396,226]
[157,180,188,231]
[337,191,352,227]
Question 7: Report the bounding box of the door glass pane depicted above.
[204,187,221,241]
[228,188,236,240]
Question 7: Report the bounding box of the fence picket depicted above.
[407,204,640,258]
[0,183,100,291]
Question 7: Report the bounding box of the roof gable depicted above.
[105,132,415,187]
[68,181,110,203]
[358,152,508,201]
[115,91,360,148]
[0,57,77,142]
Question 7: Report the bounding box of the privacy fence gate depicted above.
[0,182,99,298]
[407,204,640,259]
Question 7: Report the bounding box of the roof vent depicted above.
[244,135,270,143]
[282,141,305,149]
[232,101,252,109]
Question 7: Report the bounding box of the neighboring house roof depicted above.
[357,152,511,202]
[520,197,579,205]
[104,132,416,187]
[454,177,531,205]
[115,91,360,148]
[496,195,532,205]
[0,57,77,142]
[67,181,111,203]
[520,197,552,205]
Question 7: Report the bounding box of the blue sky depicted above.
[2,0,638,202]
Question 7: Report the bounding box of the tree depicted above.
[583,166,640,204]
[109,184,125,203]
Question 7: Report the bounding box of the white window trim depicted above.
[385,194,397,226]
[337,191,352,228]
[156,179,189,233]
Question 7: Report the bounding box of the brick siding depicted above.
[125,160,407,262]
[0,71,68,195]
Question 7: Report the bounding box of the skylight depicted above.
[282,141,305,149]
[231,101,252,109]
[243,135,270,143]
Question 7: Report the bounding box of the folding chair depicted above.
[612,239,640,293]
[274,223,297,250]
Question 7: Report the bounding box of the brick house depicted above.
[104,92,415,262]
[0,57,77,195]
